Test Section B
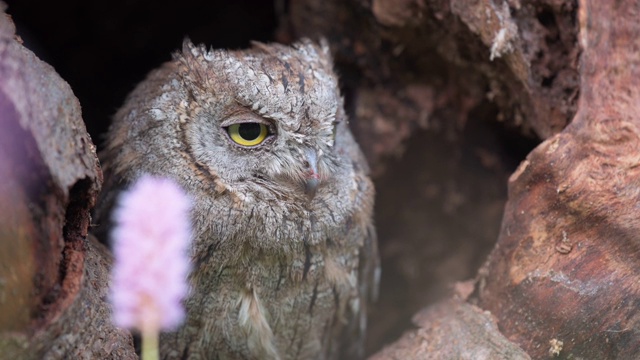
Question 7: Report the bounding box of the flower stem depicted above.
[142,329,159,360]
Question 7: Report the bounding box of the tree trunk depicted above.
[475,0,640,357]
[0,9,136,359]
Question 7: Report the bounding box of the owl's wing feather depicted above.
[335,221,378,359]
[359,222,380,357]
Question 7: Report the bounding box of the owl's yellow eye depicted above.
[227,123,269,146]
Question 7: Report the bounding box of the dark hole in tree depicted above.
[536,6,557,28]
[366,101,538,352]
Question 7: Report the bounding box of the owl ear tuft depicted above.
[320,39,336,68]
[293,37,334,69]
[174,38,214,91]
[318,38,332,58]
[182,38,200,58]
[175,38,212,65]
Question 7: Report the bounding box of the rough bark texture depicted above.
[475,0,640,358]
[2,0,640,358]
[0,9,135,359]
[370,296,530,360]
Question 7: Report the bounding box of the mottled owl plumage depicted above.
[95,39,378,359]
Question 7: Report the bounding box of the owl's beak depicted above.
[303,149,320,200]
[305,178,320,200]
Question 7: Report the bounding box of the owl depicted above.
[95,39,378,360]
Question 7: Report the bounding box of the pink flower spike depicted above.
[110,175,192,334]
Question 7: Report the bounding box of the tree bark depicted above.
[0,9,136,359]
[475,0,640,358]
[370,296,530,359]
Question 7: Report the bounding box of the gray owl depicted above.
[95,39,378,360]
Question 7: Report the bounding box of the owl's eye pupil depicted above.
[226,122,269,147]
[238,123,261,140]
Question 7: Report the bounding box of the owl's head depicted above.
[110,39,361,206]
